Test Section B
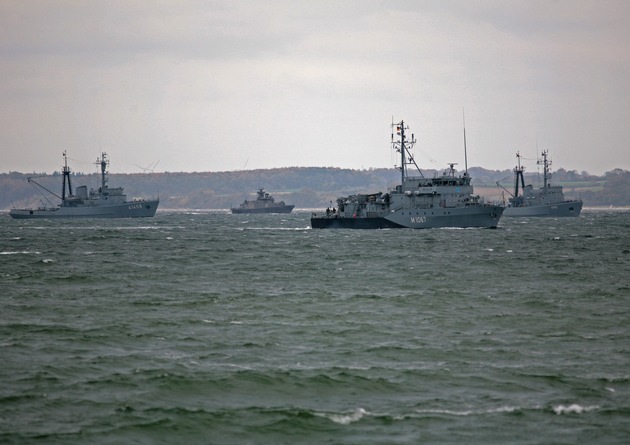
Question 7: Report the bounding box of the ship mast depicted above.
[399,121,406,184]
[61,150,72,200]
[96,152,109,191]
[537,150,551,189]
[391,119,421,182]
[514,151,525,198]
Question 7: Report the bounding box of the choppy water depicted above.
[1,209,629,444]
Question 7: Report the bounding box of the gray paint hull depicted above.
[9,200,159,219]
[311,205,503,229]
[503,200,582,217]
[231,205,294,214]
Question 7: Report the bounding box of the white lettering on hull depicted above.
[410,216,426,224]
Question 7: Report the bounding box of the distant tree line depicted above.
[2,166,629,210]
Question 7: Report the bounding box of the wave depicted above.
[315,407,369,425]
[552,404,599,415]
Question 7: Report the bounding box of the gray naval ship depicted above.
[9,152,159,219]
[498,151,582,217]
[231,188,294,214]
[311,119,503,229]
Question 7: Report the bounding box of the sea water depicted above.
[1,209,629,444]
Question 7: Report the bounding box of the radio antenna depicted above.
[462,108,468,175]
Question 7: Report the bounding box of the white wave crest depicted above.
[416,406,517,416]
[320,407,369,425]
[553,404,599,415]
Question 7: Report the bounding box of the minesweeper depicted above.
[311,119,503,229]
[498,151,582,217]
[9,152,159,219]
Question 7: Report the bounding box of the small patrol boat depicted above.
[230,188,294,214]
[311,119,503,229]
[9,151,159,219]
[498,151,582,217]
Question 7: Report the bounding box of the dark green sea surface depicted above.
[1,209,629,444]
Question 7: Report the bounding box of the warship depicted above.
[9,152,159,219]
[231,188,294,214]
[311,119,503,229]
[498,151,582,217]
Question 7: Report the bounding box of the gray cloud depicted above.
[1,0,628,175]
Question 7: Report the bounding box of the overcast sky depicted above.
[1,0,629,176]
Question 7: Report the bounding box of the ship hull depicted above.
[311,206,503,229]
[9,200,159,219]
[503,200,582,217]
[231,205,294,214]
[311,216,404,229]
